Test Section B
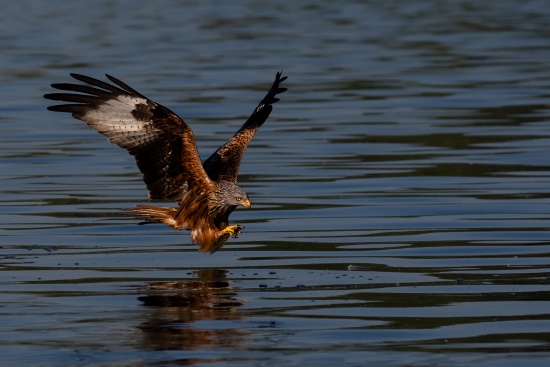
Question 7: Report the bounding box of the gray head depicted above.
[216,181,250,208]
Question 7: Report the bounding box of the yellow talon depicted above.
[223,225,244,238]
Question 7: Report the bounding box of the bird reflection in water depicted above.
[137,269,245,351]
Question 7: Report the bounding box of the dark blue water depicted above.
[2,1,550,366]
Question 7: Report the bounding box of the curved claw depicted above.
[223,225,245,238]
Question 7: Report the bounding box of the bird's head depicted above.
[217,181,251,208]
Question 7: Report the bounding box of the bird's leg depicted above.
[222,225,244,238]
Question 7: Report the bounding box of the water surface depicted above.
[2,1,550,366]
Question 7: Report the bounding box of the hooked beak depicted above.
[240,198,251,209]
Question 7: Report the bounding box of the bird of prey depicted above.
[44,72,287,253]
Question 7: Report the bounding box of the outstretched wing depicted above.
[202,71,287,182]
[44,73,211,201]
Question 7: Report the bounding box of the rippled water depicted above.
[2,1,550,366]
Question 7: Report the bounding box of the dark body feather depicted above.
[44,72,287,253]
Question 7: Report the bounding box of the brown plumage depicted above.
[44,72,287,253]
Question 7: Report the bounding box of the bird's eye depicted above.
[235,196,242,201]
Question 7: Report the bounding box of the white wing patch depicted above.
[79,94,163,149]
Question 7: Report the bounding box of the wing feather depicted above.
[203,71,287,182]
[44,74,211,201]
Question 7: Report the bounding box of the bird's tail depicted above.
[127,205,182,230]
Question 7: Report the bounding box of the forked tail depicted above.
[127,205,182,230]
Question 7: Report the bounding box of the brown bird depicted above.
[44,72,287,253]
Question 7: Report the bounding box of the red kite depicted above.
[44,72,287,253]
